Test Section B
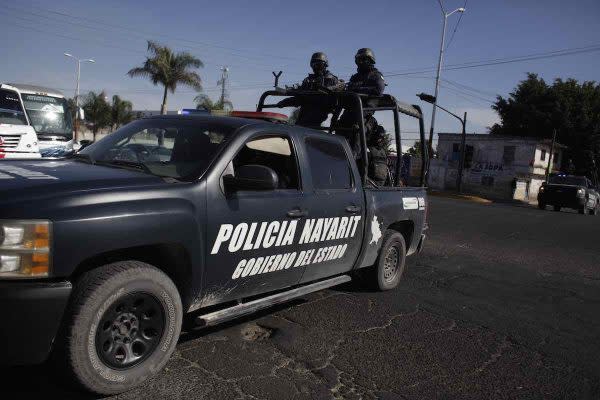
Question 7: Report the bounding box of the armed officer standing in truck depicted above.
[276,52,341,127]
[337,48,388,184]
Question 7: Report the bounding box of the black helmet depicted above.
[310,52,328,67]
[355,48,376,64]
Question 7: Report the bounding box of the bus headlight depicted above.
[0,221,51,278]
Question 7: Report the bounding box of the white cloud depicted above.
[463,108,500,130]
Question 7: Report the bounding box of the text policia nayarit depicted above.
[209,216,362,279]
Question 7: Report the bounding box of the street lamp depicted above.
[428,2,466,159]
[64,53,95,142]
[418,92,468,192]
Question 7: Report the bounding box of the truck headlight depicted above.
[0,220,51,278]
[577,188,586,197]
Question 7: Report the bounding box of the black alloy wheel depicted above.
[96,292,165,369]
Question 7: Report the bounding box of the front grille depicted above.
[0,134,21,149]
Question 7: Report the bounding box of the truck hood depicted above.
[0,159,165,202]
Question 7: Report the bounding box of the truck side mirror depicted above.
[223,164,279,192]
[78,140,93,150]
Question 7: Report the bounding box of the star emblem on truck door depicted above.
[370,216,382,245]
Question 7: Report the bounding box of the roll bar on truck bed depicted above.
[256,88,428,187]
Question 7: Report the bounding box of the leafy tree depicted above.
[406,141,423,156]
[490,73,600,180]
[82,91,111,141]
[65,97,78,122]
[111,95,133,130]
[128,41,203,114]
[194,94,233,111]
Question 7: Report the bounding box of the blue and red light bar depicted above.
[230,111,289,122]
[210,110,289,123]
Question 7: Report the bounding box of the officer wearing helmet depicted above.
[276,52,341,127]
[301,52,341,90]
[348,48,385,96]
[367,125,390,186]
[337,48,386,159]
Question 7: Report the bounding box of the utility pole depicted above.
[64,53,95,142]
[218,66,229,106]
[545,128,557,183]
[428,2,465,158]
[417,93,467,192]
[456,111,468,193]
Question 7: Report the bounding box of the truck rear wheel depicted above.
[553,206,561,212]
[374,231,407,291]
[56,261,182,395]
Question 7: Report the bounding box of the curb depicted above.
[428,191,493,204]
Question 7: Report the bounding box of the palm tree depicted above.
[128,41,203,114]
[111,95,133,130]
[82,91,111,141]
[194,94,233,112]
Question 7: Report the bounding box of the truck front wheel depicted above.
[56,261,182,395]
[374,231,407,291]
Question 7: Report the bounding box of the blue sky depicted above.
[1,0,599,144]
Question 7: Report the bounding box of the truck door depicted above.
[203,133,309,306]
[297,135,365,283]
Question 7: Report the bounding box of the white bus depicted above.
[0,83,76,159]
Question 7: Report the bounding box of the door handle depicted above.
[345,205,361,214]
[287,208,308,218]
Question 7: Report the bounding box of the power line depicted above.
[0,9,303,75]
[0,19,148,55]
[59,83,274,95]
[444,0,467,51]
[439,83,494,105]
[384,43,600,77]
[0,15,301,77]
[0,3,303,63]
[442,78,499,98]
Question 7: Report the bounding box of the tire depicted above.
[56,261,182,395]
[374,231,407,291]
[589,203,598,216]
[553,206,561,212]
[578,206,586,215]
[538,203,546,210]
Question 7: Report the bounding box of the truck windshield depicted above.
[0,89,27,125]
[21,94,73,138]
[549,176,587,186]
[79,119,234,179]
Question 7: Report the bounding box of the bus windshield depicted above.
[21,94,73,137]
[0,89,28,125]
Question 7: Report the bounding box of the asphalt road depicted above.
[4,197,600,399]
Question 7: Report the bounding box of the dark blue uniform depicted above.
[337,66,386,158]
[347,66,385,96]
[278,70,341,127]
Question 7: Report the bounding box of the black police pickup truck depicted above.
[0,95,428,394]
[538,174,599,215]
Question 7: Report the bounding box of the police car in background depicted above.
[0,101,427,394]
[538,174,599,215]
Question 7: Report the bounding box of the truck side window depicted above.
[305,137,352,190]
[232,135,299,190]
